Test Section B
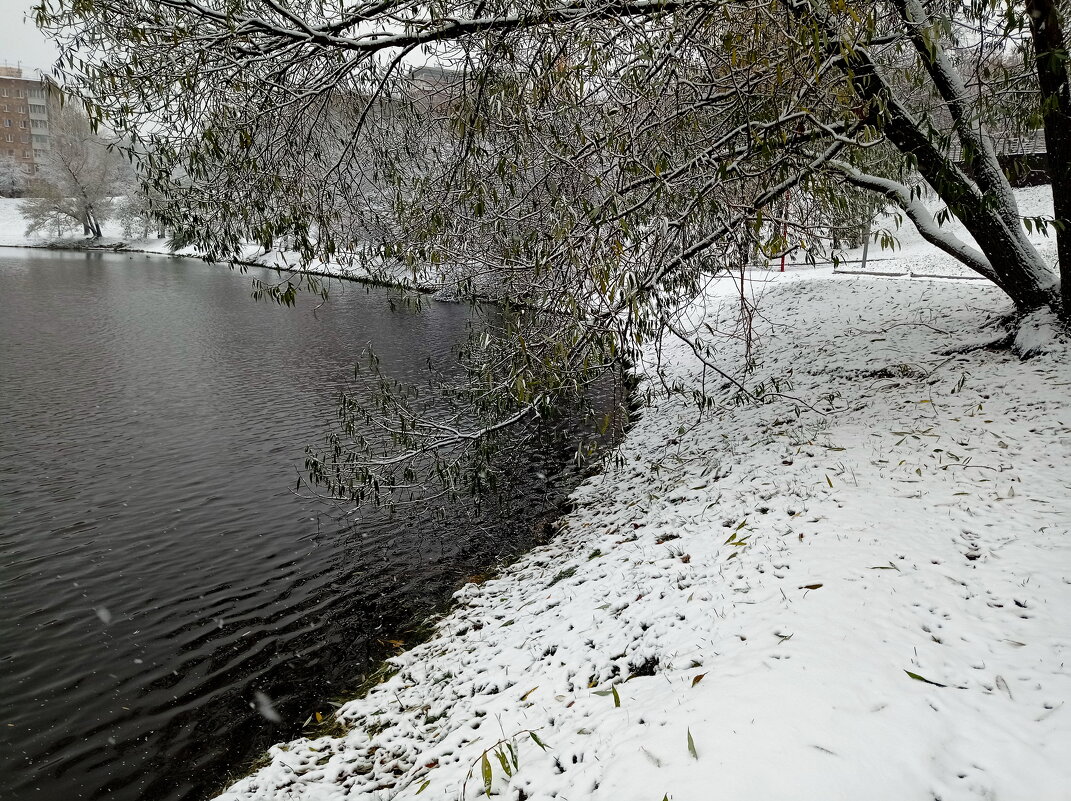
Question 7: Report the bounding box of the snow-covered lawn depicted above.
[838,184,1060,280]
[214,269,1071,801]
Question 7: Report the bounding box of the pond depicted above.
[0,249,612,801]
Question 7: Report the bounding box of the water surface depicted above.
[0,249,598,801]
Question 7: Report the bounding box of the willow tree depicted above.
[21,103,131,238]
[33,0,1071,501]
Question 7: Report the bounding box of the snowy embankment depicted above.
[0,197,447,290]
[5,184,1055,286]
[216,269,1071,801]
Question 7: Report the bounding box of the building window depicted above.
[18,105,26,114]
[3,119,9,127]
[23,150,30,158]
[16,89,24,98]
[19,120,26,128]
[5,134,11,142]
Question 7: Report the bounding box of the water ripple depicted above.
[0,250,600,801]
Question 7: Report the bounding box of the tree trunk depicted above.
[784,0,1058,312]
[86,209,102,239]
[1027,0,1071,316]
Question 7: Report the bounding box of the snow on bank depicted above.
[0,197,445,290]
[5,183,1058,287]
[215,270,1071,801]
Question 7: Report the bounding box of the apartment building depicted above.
[0,65,54,174]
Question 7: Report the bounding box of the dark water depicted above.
[0,250,605,801]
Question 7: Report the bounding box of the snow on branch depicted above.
[827,160,998,283]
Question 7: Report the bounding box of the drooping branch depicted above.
[828,160,998,282]
[74,0,723,56]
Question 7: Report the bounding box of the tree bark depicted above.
[1027,0,1071,315]
[85,209,102,239]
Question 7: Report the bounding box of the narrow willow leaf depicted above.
[687,728,698,760]
[691,673,706,687]
[495,748,512,777]
[904,670,947,687]
[507,742,519,770]
[481,752,492,797]
[415,780,430,795]
[611,684,621,707]
[995,675,1013,699]
[529,731,548,751]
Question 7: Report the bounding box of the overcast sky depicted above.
[0,2,59,74]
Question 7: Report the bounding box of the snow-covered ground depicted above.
[835,184,1060,279]
[212,266,1071,801]
[0,196,167,250]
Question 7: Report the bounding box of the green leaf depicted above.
[481,752,493,797]
[507,742,519,770]
[415,780,430,795]
[529,731,548,751]
[904,670,947,687]
[687,727,698,760]
[495,748,512,778]
[825,475,833,488]
[611,684,621,707]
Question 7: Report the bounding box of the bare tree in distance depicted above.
[21,103,132,239]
